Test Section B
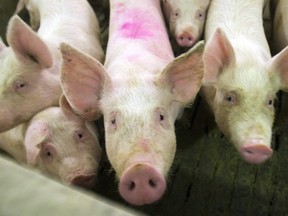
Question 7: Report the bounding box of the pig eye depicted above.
[156,108,170,129]
[108,111,120,132]
[14,80,28,93]
[225,94,237,104]
[159,114,164,121]
[173,9,180,19]
[40,145,56,162]
[196,10,205,20]
[267,98,274,108]
[111,118,116,125]
[74,130,86,142]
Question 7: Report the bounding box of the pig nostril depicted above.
[180,36,184,41]
[149,179,157,188]
[128,181,136,191]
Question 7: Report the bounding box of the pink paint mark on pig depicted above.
[118,8,156,39]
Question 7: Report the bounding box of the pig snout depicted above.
[239,139,273,164]
[71,173,97,189]
[176,32,195,47]
[119,163,166,206]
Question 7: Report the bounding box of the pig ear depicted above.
[0,37,6,52]
[269,46,288,90]
[60,43,109,120]
[15,0,25,14]
[24,120,49,166]
[6,15,52,68]
[203,28,235,83]
[158,40,205,104]
[59,94,84,120]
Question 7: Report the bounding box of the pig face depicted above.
[60,42,204,205]
[162,0,210,47]
[0,16,61,132]
[202,28,288,164]
[24,97,102,189]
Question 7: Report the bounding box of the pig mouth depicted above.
[65,171,98,189]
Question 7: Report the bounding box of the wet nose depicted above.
[240,144,273,164]
[119,163,166,206]
[176,32,195,47]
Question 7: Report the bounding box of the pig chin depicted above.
[0,112,24,132]
[62,170,98,190]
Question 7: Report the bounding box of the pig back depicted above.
[104,0,174,71]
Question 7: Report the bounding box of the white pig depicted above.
[161,0,211,48]
[60,0,204,206]
[0,0,104,132]
[201,0,288,164]
[0,95,102,189]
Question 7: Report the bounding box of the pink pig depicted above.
[60,0,204,205]
[202,0,288,164]
[162,0,211,47]
[0,0,104,133]
[0,95,102,189]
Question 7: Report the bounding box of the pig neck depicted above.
[0,123,28,164]
[206,0,271,61]
[105,0,174,76]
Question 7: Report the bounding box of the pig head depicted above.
[202,28,288,164]
[162,0,211,47]
[0,15,61,132]
[60,41,204,205]
[24,96,102,189]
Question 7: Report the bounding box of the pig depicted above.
[0,0,104,133]
[0,95,102,189]
[60,0,204,205]
[201,0,288,164]
[161,0,211,48]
